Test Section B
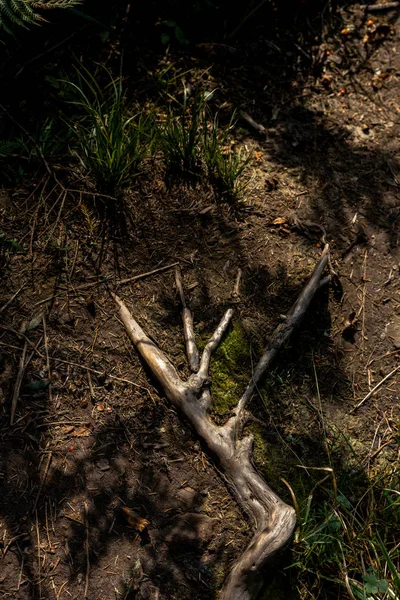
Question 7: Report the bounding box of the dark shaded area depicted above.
[0,243,352,598]
[1,1,400,599]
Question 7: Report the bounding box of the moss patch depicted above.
[209,322,252,416]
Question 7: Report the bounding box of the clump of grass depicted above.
[287,459,399,600]
[209,144,252,203]
[161,87,205,177]
[65,65,154,197]
[161,86,251,200]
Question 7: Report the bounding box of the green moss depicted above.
[209,322,252,416]
[252,423,269,467]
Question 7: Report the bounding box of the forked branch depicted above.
[114,247,330,600]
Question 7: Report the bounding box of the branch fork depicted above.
[114,247,330,599]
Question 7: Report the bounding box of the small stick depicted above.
[33,452,53,511]
[17,555,24,592]
[232,268,242,299]
[33,263,180,306]
[360,250,368,351]
[240,110,266,135]
[353,364,400,410]
[0,285,25,315]
[10,341,28,425]
[2,533,26,557]
[116,262,179,287]
[364,2,399,11]
[36,511,42,599]
[175,267,200,372]
[49,356,148,390]
[84,502,90,599]
[87,371,95,398]
[42,315,53,404]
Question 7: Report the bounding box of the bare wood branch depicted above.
[233,246,330,419]
[363,2,399,11]
[240,110,266,135]
[175,267,200,372]
[353,363,400,411]
[114,297,295,600]
[232,268,242,299]
[113,294,186,403]
[114,248,329,599]
[197,309,234,381]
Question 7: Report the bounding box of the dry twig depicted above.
[353,364,400,410]
[10,341,28,425]
[84,502,90,599]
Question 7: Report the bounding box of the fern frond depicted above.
[0,0,38,29]
[31,0,82,9]
[0,0,82,33]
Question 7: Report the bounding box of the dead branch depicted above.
[353,363,400,411]
[10,341,28,425]
[114,247,330,599]
[240,110,266,135]
[175,267,199,372]
[232,244,330,423]
[232,268,242,299]
[363,2,399,11]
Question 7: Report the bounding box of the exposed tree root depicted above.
[114,245,330,600]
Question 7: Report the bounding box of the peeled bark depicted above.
[114,245,330,600]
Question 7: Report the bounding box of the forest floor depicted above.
[0,2,399,599]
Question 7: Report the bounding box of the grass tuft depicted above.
[64,65,155,197]
[287,450,399,599]
[161,86,251,200]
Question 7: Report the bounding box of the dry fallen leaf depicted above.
[272,217,287,226]
[71,426,92,437]
[60,426,75,435]
[121,507,150,532]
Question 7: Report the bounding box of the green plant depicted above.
[288,464,400,600]
[0,0,82,34]
[202,111,251,201]
[212,146,251,202]
[161,87,206,176]
[158,19,188,46]
[65,66,154,196]
[161,86,251,199]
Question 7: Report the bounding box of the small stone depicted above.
[176,487,197,509]
[96,458,110,471]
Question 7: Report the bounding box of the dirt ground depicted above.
[0,2,399,599]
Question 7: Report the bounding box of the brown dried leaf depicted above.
[121,507,150,532]
[60,426,75,435]
[71,426,92,437]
